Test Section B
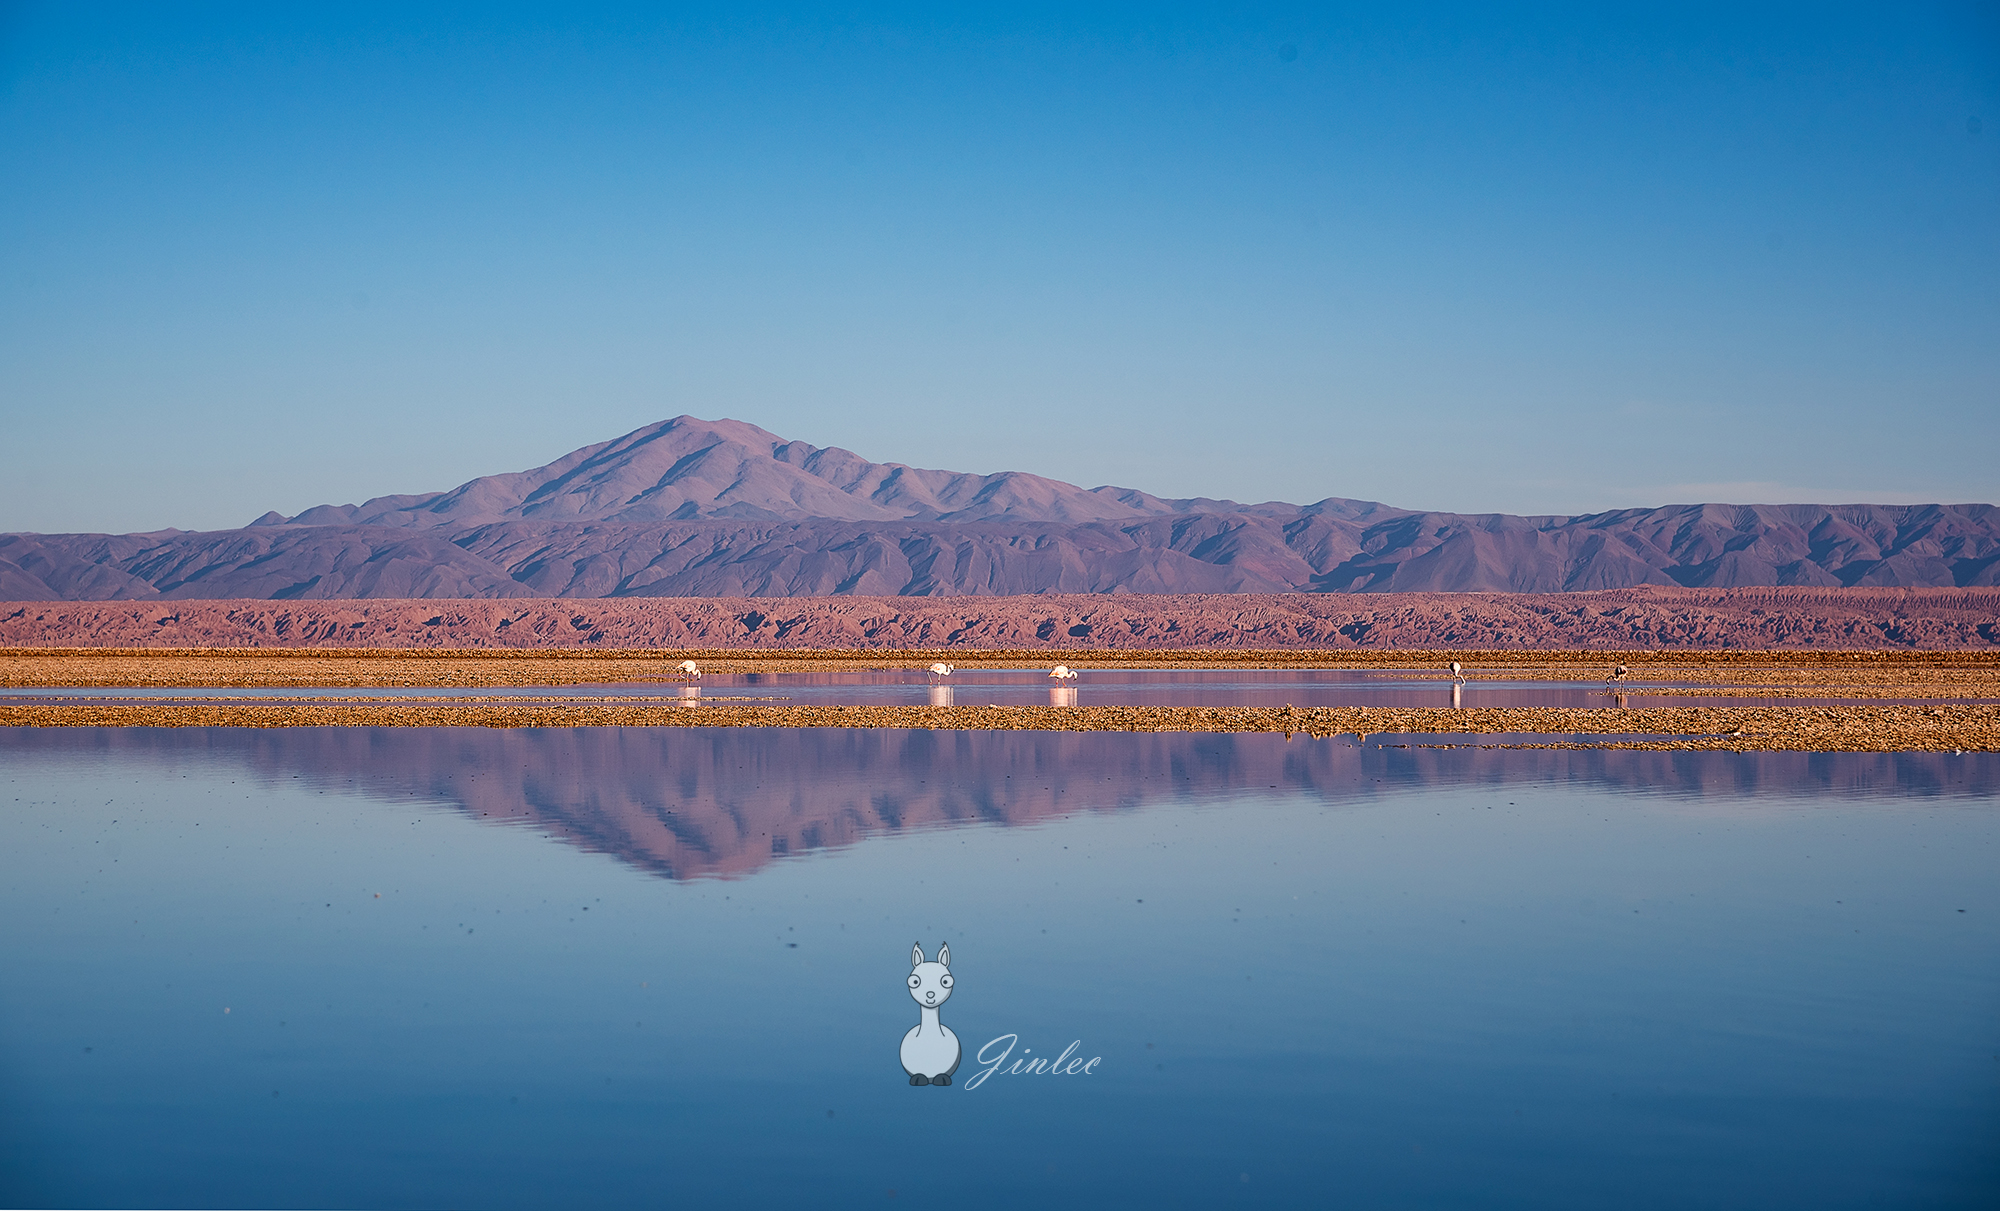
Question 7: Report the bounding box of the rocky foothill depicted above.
[1,586,1996,651]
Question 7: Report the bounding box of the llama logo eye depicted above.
[909,975,921,988]
[939,975,952,988]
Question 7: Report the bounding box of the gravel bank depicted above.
[3,701,1994,752]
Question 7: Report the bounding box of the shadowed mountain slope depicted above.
[4,416,1997,600]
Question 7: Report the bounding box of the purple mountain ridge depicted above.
[3,416,1997,600]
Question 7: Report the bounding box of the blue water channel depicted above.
[2,726,1996,1208]
[5,667,1987,709]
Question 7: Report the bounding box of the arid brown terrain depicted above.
[4,586,1998,650]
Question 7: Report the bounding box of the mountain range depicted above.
[3,415,1997,600]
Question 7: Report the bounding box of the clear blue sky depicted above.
[3,3,1995,534]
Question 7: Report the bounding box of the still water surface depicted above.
[2,727,1995,1208]
[7,667,1987,709]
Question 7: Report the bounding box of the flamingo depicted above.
[1048,665,1077,680]
[677,660,701,680]
[1610,663,1630,686]
[927,662,955,682]
[1449,661,1463,683]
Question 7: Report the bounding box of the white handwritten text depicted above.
[963,1034,1102,1090]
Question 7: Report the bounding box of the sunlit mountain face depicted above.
[4,416,1996,600]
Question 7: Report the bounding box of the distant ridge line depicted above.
[4,588,1996,650]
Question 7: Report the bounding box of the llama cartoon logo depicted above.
[900,943,962,1086]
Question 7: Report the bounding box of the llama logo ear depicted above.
[937,943,950,969]
[912,943,925,968]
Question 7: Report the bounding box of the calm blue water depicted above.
[2,727,1996,1209]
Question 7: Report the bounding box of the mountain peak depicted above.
[274,415,1174,529]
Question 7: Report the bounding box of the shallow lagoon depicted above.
[9,666,1994,713]
[2,727,1996,1208]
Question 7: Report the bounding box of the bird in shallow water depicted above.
[1449,661,1463,682]
[1049,665,1077,680]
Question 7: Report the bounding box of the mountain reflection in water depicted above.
[12,727,1994,882]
